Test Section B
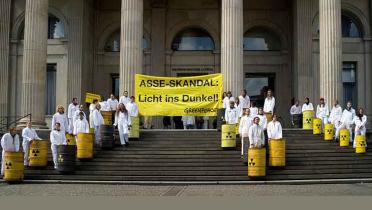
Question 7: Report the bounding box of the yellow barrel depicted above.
[129,116,140,138]
[303,110,314,130]
[248,148,266,177]
[269,139,285,167]
[28,140,49,167]
[89,128,95,133]
[355,135,366,154]
[101,111,113,125]
[265,113,273,123]
[76,133,94,159]
[339,129,350,147]
[3,151,24,183]
[66,134,76,145]
[221,124,236,148]
[324,124,334,141]
[313,118,322,135]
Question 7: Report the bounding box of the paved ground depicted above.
[0,183,372,196]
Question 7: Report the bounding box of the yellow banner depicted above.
[135,74,223,116]
[85,93,101,104]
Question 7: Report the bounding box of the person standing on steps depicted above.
[119,90,131,106]
[50,122,67,170]
[239,89,251,111]
[92,103,105,146]
[316,98,329,131]
[89,99,99,128]
[114,103,131,146]
[1,127,20,176]
[353,108,367,148]
[267,114,283,140]
[248,117,265,148]
[107,94,119,111]
[239,108,253,156]
[52,105,69,134]
[73,112,90,136]
[249,101,258,118]
[302,97,314,112]
[225,101,239,125]
[263,89,275,117]
[328,100,342,130]
[22,121,42,166]
[335,101,356,143]
[290,100,302,128]
[67,98,79,134]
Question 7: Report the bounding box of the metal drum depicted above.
[129,116,140,139]
[355,135,366,154]
[76,133,94,159]
[248,148,266,177]
[269,139,285,167]
[303,110,314,130]
[101,111,113,125]
[66,134,76,145]
[57,145,76,173]
[217,108,226,131]
[3,152,24,183]
[221,124,236,148]
[339,129,350,147]
[324,124,334,141]
[100,125,115,149]
[292,114,302,128]
[28,140,49,167]
[313,118,322,135]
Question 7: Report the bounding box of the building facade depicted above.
[0,0,371,128]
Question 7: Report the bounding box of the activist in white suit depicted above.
[302,97,314,113]
[52,105,69,134]
[238,89,250,110]
[73,105,86,125]
[114,103,131,146]
[50,123,67,169]
[126,96,139,117]
[239,108,253,155]
[316,98,329,130]
[335,101,356,143]
[67,98,79,134]
[263,89,275,114]
[22,121,42,166]
[1,127,20,176]
[119,91,131,106]
[353,108,367,148]
[73,112,90,136]
[92,103,105,145]
[248,117,265,148]
[328,100,342,127]
[225,101,239,124]
[267,114,283,140]
[89,99,98,128]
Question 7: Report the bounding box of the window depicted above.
[111,74,119,98]
[19,14,65,40]
[171,28,215,51]
[104,30,149,52]
[46,64,57,115]
[342,62,357,107]
[244,27,281,51]
[342,15,362,38]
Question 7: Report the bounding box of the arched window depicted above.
[244,27,281,51]
[171,28,215,51]
[19,13,66,40]
[342,15,362,38]
[104,29,149,52]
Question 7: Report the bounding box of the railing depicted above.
[0,114,32,134]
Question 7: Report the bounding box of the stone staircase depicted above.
[2,129,372,183]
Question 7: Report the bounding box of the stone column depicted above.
[319,0,342,104]
[120,0,143,96]
[21,0,48,125]
[0,0,11,118]
[221,0,243,97]
[293,0,315,101]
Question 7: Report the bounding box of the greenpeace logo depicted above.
[184,108,218,114]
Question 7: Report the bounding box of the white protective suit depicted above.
[316,104,329,128]
[126,102,139,117]
[263,97,275,113]
[22,127,41,166]
[249,107,258,118]
[225,107,239,124]
[267,121,283,140]
[248,124,265,148]
[92,109,104,144]
[119,96,131,106]
[181,116,195,129]
[50,130,67,169]
[73,110,86,125]
[51,112,69,134]
[222,97,235,109]
[107,98,119,111]
[1,133,20,175]
[257,114,268,130]
[67,103,79,134]
[290,105,302,115]
[239,115,253,155]
[354,115,367,148]
[238,95,251,110]
[73,118,90,136]
[114,111,131,145]
[328,105,342,125]
[89,103,96,128]
[302,103,314,112]
[335,108,356,142]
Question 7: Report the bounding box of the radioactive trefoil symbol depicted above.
[32,149,40,157]
[5,161,12,169]
[306,118,312,124]
[248,158,256,166]
[58,154,64,162]
[326,129,332,134]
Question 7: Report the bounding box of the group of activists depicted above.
[290,97,367,148]
[221,89,281,157]
[1,91,139,173]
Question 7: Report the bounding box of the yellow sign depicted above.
[135,74,223,116]
[85,93,101,104]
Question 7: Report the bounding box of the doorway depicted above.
[46,64,57,115]
[244,73,275,108]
